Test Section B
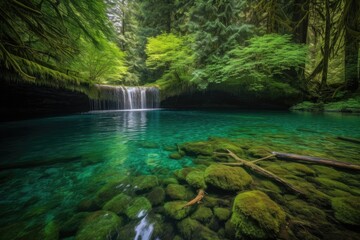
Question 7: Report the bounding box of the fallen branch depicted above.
[336,136,360,144]
[215,150,305,196]
[272,152,360,171]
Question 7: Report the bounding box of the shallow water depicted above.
[0,109,359,239]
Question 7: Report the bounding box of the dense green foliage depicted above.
[0,0,359,103]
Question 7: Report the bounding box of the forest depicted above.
[1,0,359,110]
[0,1,360,240]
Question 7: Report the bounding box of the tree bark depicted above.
[344,0,360,92]
[320,0,331,96]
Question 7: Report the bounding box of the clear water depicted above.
[0,109,359,239]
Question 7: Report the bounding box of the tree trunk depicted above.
[320,0,331,96]
[344,0,360,92]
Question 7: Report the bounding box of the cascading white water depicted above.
[90,85,160,110]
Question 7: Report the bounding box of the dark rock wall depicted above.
[0,81,90,121]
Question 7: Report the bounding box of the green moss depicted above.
[44,220,59,240]
[258,180,282,193]
[177,218,219,240]
[174,167,196,181]
[164,201,191,220]
[331,196,360,226]
[95,181,125,207]
[231,190,286,239]
[147,186,165,206]
[169,152,183,160]
[162,177,179,185]
[247,146,272,158]
[213,207,231,221]
[102,193,131,214]
[282,163,316,176]
[125,197,152,219]
[290,101,324,112]
[60,212,90,237]
[286,199,327,223]
[208,137,245,156]
[203,196,231,208]
[204,164,252,191]
[163,145,177,151]
[324,97,360,113]
[180,141,214,156]
[186,171,207,189]
[191,207,213,223]
[166,184,188,200]
[312,166,342,180]
[315,177,351,192]
[133,175,159,192]
[76,211,123,240]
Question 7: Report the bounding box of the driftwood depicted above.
[215,150,305,195]
[336,136,360,144]
[272,152,360,171]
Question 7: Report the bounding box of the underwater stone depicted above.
[282,163,316,176]
[133,175,159,192]
[169,152,183,160]
[164,201,191,220]
[162,177,179,185]
[180,141,214,156]
[186,171,207,189]
[203,195,231,208]
[247,146,272,158]
[60,212,90,237]
[95,181,126,207]
[102,193,131,214]
[77,198,99,212]
[177,218,220,240]
[147,187,165,206]
[331,196,360,226]
[174,167,196,181]
[75,211,122,240]
[258,180,282,193]
[213,207,231,222]
[125,197,152,219]
[166,184,188,200]
[204,164,252,191]
[191,206,213,223]
[231,190,286,239]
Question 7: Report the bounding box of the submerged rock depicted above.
[331,196,360,226]
[60,212,90,237]
[191,206,213,223]
[186,171,207,189]
[133,175,159,192]
[76,211,122,240]
[147,186,165,206]
[166,184,188,200]
[125,197,152,219]
[174,167,197,181]
[164,201,191,220]
[169,152,183,160]
[177,218,220,240]
[102,193,131,214]
[204,164,252,191]
[213,207,231,222]
[181,141,213,156]
[230,190,286,239]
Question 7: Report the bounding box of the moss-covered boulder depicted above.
[191,207,213,223]
[231,190,286,239]
[75,211,122,240]
[286,199,327,223]
[133,175,159,192]
[95,181,125,207]
[204,164,252,191]
[180,141,213,156]
[247,146,272,158]
[147,187,165,206]
[169,152,183,160]
[164,201,191,220]
[166,184,188,200]
[186,171,207,189]
[174,167,196,181]
[60,212,90,237]
[282,163,316,176]
[213,207,231,222]
[177,218,220,240]
[125,197,152,219]
[258,180,282,193]
[102,193,131,214]
[331,196,360,226]
[203,196,231,208]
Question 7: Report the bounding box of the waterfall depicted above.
[90,85,160,110]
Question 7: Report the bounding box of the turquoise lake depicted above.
[0,109,359,239]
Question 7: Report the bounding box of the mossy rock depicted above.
[224,220,236,239]
[166,184,188,200]
[286,199,327,223]
[75,211,123,240]
[177,218,220,240]
[133,175,159,192]
[125,197,152,219]
[191,207,213,223]
[204,164,252,191]
[163,145,177,151]
[231,190,286,239]
[162,177,179,185]
[313,165,341,179]
[102,193,131,214]
[203,195,231,208]
[77,198,99,212]
[186,171,207,189]
[213,207,231,222]
[180,141,214,156]
[208,137,245,157]
[95,181,125,207]
[258,180,282,193]
[169,152,183,160]
[247,146,272,158]
[263,164,288,176]
[331,196,360,226]
[147,186,165,206]
[60,212,90,237]
[282,163,316,176]
[138,141,159,148]
[174,167,196,181]
[164,201,192,220]
[314,177,359,196]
